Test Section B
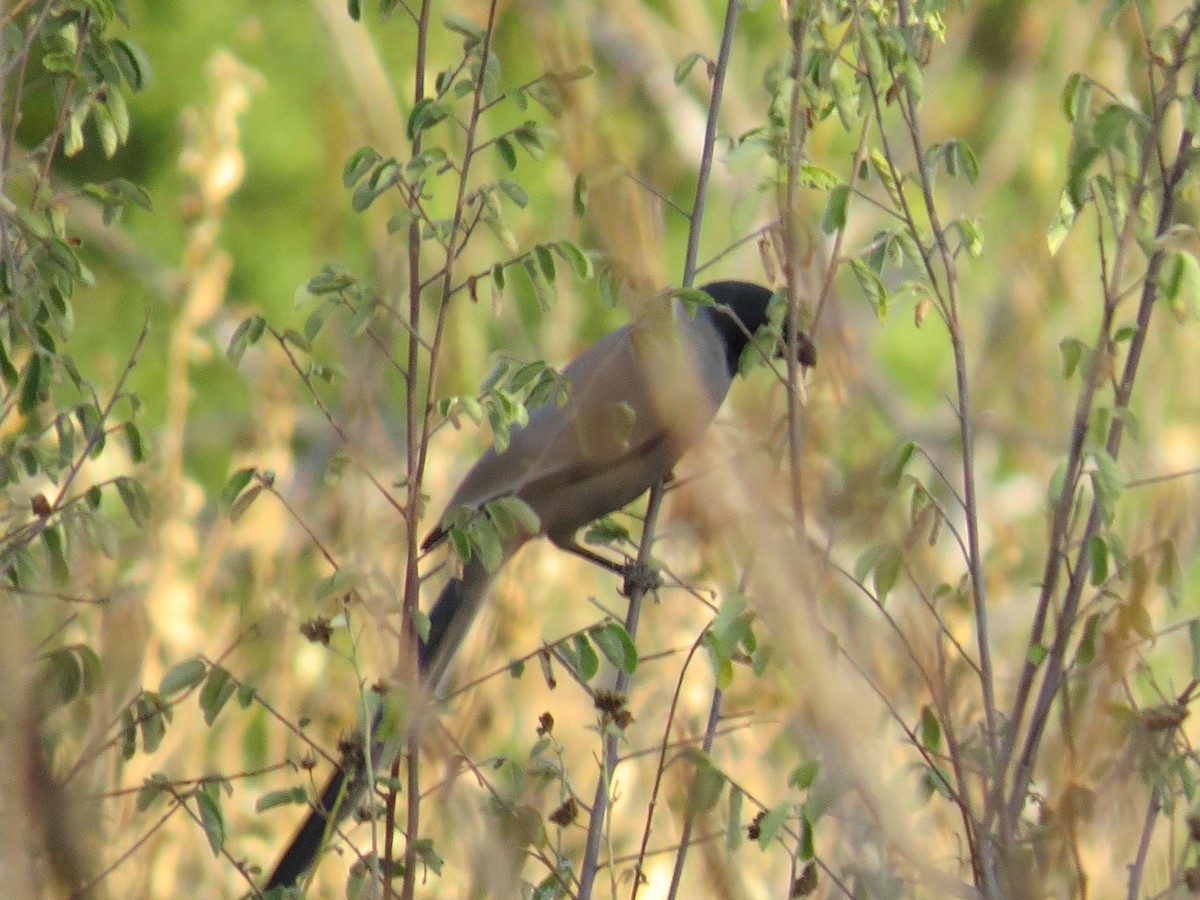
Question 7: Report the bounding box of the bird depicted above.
[263,280,816,891]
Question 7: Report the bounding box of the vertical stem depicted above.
[388,0,432,896]
[781,7,814,531]
[577,484,665,900]
[394,0,502,894]
[663,686,723,900]
[682,0,739,287]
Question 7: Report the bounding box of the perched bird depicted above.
[264,280,815,891]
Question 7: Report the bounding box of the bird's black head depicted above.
[698,280,817,376]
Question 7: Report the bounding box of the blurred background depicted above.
[3,0,1200,897]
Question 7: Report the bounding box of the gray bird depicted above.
[264,280,815,891]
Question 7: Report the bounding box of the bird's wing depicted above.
[426,309,730,546]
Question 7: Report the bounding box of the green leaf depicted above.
[1047,457,1069,505]
[0,338,18,386]
[789,759,820,790]
[256,786,308,812]
[92,97,119,158]
[386,208,416,234]
[821,183,850,234]
[572,172,588,217]
[513,122,549,158]
[1066,134,1101,210]
[306,266,357,295]
[76,401,103,448]
[42,525,70,585]
[798,814,815,860]
[136,693,169,753]
[343,145,381,187]
[703,632,735,690]
[1047,190,1079,256]
[470,517,503,571]
[1160,251,1200,319]
[160,659,208,697]
[406,98,450,140]
[796,163,840,189]
[136,774,170,810]
[444,13,485,43]
[571,633,600,681]
[412,837,445,876]
[872,545,903,603]
[119,710,138,761]
[236,682,255,708]
[673,286,716,316]
[112,38,151,90]
[489,496,540,538]
[123,421,145,462]
[726,786,744,850]
[849,258,888,318]
[115,475,150,526]
[684,749,726,816]
[106,90,131,147]
[1093,103,1142,151]
[219,468,257,514]
[869,149,903,208]
[1087,533,1108,585]
[42,50,77,75]
[41,644,101,703]
[100,178,153,212]
[199,666,236,726]
[495,136,517,170]
[1089,449,1123,524]
[881,440,916,489]
[534,243,556,282]
[589,622,638,674]
[755,802,789,848]
[919,705,941,751]
[858,22,886,82]
[674,51,703,85]
[19,353,43,414]
[226,314,265,365]
[497,179,529,208]
[1058,337,1085,378]
[1077,613,1102,666]
[196,781,226,854]
[551,240,593,279]
[1061,73,1089,123]
[952,217,984,257]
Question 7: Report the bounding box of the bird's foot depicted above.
[620,561,662,597]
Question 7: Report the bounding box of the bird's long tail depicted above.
[263,759,353,891]
[419,554,497,690]
[264,554,498,891]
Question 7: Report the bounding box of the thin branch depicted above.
[577,482,665,900]
[682,0,739,286]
